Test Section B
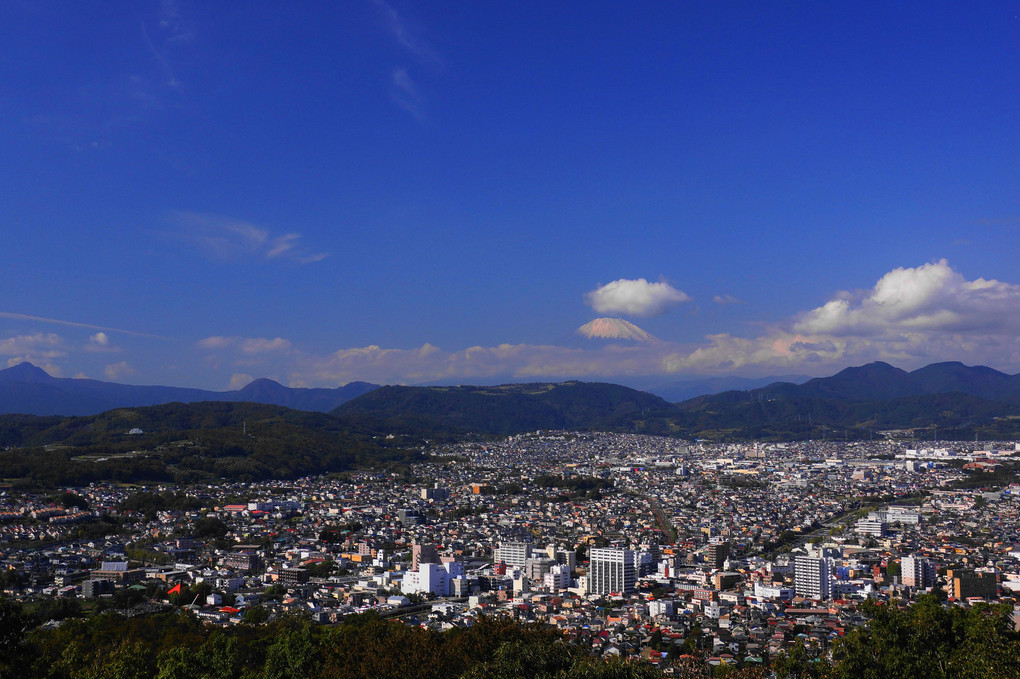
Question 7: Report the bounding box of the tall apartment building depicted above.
[496,542,532,568]
[794,556,832,600]
[901,555,937,588]
[412,543,439,570]
[588,547,636,595]
[706,540,730,570]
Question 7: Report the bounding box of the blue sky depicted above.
[2,1,1020,390]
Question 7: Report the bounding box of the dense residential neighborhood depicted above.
[4,431,1020,674]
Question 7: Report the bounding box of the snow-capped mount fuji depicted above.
[575,317,657,343]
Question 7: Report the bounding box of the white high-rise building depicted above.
[496,542,531,568]
[401,560,465,597]
[794,556,832,600]
[588,548,636,595]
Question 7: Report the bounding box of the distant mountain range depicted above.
[0,362,379,416]
[670,361,1020,440]
[634,374,812,402]
[740,361,1020,403]
[334,361,1020,440]
[4,360,1020,440]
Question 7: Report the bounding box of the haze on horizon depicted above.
[2,2,1019,390]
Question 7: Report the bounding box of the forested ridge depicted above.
[1,594,1018,678]
[0,402,422,487]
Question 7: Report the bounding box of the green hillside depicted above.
[0,401,420,487]
[332,381,672,435]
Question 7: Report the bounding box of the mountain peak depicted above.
[236,378,287,396]
[575,318,656,342]
[0,362,55,383]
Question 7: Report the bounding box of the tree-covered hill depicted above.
[333,381,672,436]
[0,401,420,487]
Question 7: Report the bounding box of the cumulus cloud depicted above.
[84,331,120,353]
[654,260,1020,376]
[240,337,292,354]
[287,340,701,386]
[197,336,234,349]
[164,212,328,264]
[179,260,1020,387]
[228,373,254,390]
[584,278,691,317]
[295,261,1020,384]
[794,259,1020,336]
[198,336,292,354]
[6,357,62,376]
[104,361,136,380]
[0,333,66,361]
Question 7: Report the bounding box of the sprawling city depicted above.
[3,427,1020,676]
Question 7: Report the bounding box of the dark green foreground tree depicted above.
[3,593,1020,679]
[826,595,1020,679]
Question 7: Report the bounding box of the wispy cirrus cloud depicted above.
[0,312,173,340]
[372,0,440,120]
[163,212,328,264]
[373,0,440,64]
[390,68,425,121]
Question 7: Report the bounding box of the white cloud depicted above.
[104,361,135,380]
[84,331,120,353]
[164,212,328,264]
[198,336,292,354]
[240,337,292,355]
[177,260,1020,387]
[655,260,1020,376]
[794,259,1020,336]
[0,312,171,339]
[294,261,1020,384]
[390,68,425,121]
[0,333,65,360]
[228,373,254,390]
[197,336,234,349]
[713,294,743,305]
[292,341,689,386]
[373,0,440,64]
[6,357,62,376]
[585,278,691,317]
